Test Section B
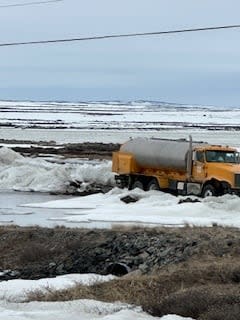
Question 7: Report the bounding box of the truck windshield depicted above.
[206,150,240,163]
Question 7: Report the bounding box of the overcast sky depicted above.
[0,0,240,105]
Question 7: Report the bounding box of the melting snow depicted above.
[23,188,240,228]
[0,274,194,320]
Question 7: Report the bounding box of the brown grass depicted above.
[28,257,240,319]
[18,243,51,263]
[153,284,240,319]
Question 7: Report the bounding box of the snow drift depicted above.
[0,147,114,193]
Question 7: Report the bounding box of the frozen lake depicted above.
[0,100,240,146]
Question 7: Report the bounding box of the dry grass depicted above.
[153,284,240,319]
[18,243,51,263]
[199,303,240,320]
[28,257,240,319]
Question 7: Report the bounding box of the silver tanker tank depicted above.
[120,137,207,170]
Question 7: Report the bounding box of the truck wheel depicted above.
[147,179,160,191]
[202,184,217,197]
[132,180,144,190]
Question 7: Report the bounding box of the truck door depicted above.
[192,151,207,181]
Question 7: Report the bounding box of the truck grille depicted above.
[235,174,240,188]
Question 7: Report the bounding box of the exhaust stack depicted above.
[186,135,193,181]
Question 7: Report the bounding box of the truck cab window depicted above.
[196,151,204,162]
[206,150,239,163]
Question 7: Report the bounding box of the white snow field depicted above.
[0,100,240,146]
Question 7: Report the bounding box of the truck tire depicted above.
[132,180,144,190]
[147,179,160,191]
[202,184,217,197]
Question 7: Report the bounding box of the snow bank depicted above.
[0,147,23,165]
[0,273,194,320]
[0,273,116,303]
[0,299,194,320]
[0,147,114,193]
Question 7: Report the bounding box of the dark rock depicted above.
[48,262,57,268]
[178,197,201,204]
[0,269,21,281]
[139,263,149,273]
[56,263,65,274]
[120,195,139,203]
[159,248,172,258]
[231,270,240,283]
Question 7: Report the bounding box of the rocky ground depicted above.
[0,225,239,280]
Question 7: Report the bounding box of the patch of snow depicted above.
[0,274,116,303]
[0,274,194,320]
[0,300,194,320]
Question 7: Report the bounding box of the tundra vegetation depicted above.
[0,225,239,319]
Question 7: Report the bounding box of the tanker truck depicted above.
[112,136,240,197]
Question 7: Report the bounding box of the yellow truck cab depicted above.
[112,137,240,197]
[192,145,240,196]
